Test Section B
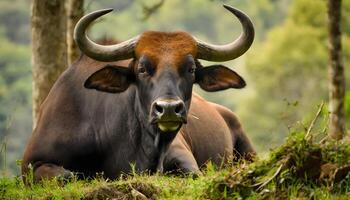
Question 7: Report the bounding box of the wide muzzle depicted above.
[150,99,187,132]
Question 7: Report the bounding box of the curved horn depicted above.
[196,5,255,61]
[74,8,139,62]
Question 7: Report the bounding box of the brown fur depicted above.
[135,31,198,67]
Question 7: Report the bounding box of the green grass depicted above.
[1,132,350,199]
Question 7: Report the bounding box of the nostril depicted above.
[155,104,164,114]
[174,103,184,114]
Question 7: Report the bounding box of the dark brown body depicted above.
[22,55,254,181]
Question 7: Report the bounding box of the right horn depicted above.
[74,8,139,62]
[195,5,255,62]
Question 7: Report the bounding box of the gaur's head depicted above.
[75,5,254,137]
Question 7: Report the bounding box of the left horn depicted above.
[195,5,255,62]
[74,8,139,61]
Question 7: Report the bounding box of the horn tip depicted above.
[102,8,114,13]
[222,4,232,9]
[222,4,238,13]
[89,8,114,17]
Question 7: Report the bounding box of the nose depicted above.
[151,99,186,121]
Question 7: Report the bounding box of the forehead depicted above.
[135,31,198,65]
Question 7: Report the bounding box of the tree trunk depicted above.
[31,0,67,128]
[66,0,84,66]
[327,0,346,140]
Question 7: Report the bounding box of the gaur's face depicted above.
[132,54,195,133]
[84,32,246,135]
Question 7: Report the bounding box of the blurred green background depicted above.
[0,0,349,175]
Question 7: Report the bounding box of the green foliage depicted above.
[242,0,350,152]
[0,25,31,175]
[0,0,30,44]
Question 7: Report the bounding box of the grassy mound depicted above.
[210,132,350,199]
[1,132,349,199]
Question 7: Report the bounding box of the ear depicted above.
[195,65,246,92]
[84,65,135,93]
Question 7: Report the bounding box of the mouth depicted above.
[157,121,182,132]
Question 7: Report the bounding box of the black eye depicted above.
[188,66,195,73]
[138,66,146,74]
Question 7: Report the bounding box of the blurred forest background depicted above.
[0,0,349,175]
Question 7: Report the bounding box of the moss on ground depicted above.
[1,131,349,199]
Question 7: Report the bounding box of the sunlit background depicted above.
[0,0,349,176]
